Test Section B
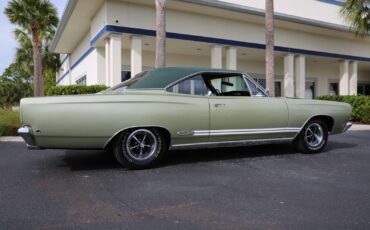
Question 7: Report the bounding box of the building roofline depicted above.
[51,0,78,52]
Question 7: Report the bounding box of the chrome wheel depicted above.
[304,123,324,150]
[125,129,158,161]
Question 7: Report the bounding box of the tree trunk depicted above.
[155,0,166,68]
[31,29,44,96]
[265,0,275,97]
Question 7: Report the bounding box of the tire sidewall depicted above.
[114,128,165,169]
[298,119,328,153]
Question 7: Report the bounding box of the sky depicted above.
[0,0,68,75]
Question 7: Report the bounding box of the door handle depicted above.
[214,103,226,107]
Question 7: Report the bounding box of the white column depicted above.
[109,33,122,86]
[349,61,358,95]
[339,60,349,95]
[283,54,294,98]
[225,46,237,70]
[211,45,223,68]
[66,54,72,85]
[105,38,110,86]
[130,35,142,78]
[294,55,305,99]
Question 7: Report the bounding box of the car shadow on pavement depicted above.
[59,140,357,171]
[162,144,297,167]
[60,150,122,171]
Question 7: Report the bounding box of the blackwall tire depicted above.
[294,119,328,154]
[113,128,166,169]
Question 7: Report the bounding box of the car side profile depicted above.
[18,67,352,169]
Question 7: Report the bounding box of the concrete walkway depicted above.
[1,124,369,143]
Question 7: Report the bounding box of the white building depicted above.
[51,0,370,98]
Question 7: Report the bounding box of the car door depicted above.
[207,74,295,142]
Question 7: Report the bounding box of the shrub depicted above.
[359,103,370,124]
[0,109,20,136]
[316,95,370,124]
[46,85,109,96]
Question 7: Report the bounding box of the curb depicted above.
[0,136,24,142]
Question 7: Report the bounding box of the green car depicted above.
[18,67,352,169]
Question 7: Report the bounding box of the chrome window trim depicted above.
[242,74,268,97]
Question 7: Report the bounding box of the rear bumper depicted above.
[17,126,39,150]
[343,122,352,132]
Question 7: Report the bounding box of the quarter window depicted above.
[167,75,208,96]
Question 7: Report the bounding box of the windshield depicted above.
[108,71,151,91]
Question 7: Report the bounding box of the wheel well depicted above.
[308,115,334,132]
[104,126,172,151]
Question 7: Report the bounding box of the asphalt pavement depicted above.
[0,126,370,230]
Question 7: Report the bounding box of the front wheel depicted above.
[113,128,166,169]
[294,119,328,154]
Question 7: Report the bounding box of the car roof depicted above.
[128,67,241,89]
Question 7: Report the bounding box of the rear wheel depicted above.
[113,128,166,169]
[294,119,328,154]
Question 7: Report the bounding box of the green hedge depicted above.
[0,109,20,136]
[316,95,370,124]
[46,85,109,96]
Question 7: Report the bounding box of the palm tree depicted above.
[5,0,58,96]
[155,0,166,68]
[341,0,370,37]
[265,0,275,96]
[14,29,60,93]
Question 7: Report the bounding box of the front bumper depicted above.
[17,126,39,149]
[343,122,352,132]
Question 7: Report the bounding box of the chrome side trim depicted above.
[170,137,294,150]
[193,128,300,137]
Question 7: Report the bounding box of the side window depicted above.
[167,75,208,96]
[209,75,251,96]
[245,77,266,97]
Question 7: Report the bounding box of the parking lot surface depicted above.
[1,126,370,230]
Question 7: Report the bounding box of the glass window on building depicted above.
[121,71,131,82]
[329,82,339,95]
[76,76,86,85]
[305,81,315,99]
[358,83,370,95]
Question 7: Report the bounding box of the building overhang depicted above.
[51,0,104,53]
[51,0,356,54]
